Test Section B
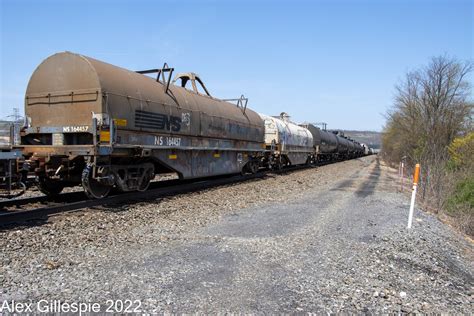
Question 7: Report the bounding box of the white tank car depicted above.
[259,112,313,165]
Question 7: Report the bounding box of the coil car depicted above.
[21,52,265,198]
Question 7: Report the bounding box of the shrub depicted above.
[446,177,474,214]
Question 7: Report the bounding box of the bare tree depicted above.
[383,55,473,210]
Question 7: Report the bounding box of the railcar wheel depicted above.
[243,160,259,174]
[38,177,64,197]
[274,160,283,171]
[137,178,151,192]
[81,164,111,199]
[137,167,154,192]
[250,161,259,174]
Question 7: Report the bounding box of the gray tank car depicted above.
[335,133,351,157]
[22,52,265,198]
[301,125,366,161]
[333,131,364,159]
[299,123,338,162]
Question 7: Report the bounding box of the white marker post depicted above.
[400,162,405,192]
[407,164,420,229]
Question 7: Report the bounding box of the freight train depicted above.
[1,52,372,199]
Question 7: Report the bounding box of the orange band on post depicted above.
[413,164,420,185]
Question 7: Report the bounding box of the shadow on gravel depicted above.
[355,158,381,198]
[0,217,50,231]
[335,179,355,189]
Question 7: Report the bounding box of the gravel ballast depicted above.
[1,156,472,313]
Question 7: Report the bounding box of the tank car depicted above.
[354,141,365,157]
[332,132,349,159]
[361,143,369,156]
[259,113,313,168]
[21,52,265,198]
[344,136,356,158]
[347,138,364,158]
[299,123,339,162]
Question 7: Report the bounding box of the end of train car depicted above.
[0,122,27,198]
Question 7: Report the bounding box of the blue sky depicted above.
[1,0,472,131]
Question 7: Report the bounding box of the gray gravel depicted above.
[1,156,472,313]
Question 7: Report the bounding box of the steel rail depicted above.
[0,165,314,228]
[0,158,352,228]
[0,178,184,210]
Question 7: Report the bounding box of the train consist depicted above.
[1,52,373,199]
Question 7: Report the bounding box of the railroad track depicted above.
[0,164,316,228]
[0,177,184,210]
